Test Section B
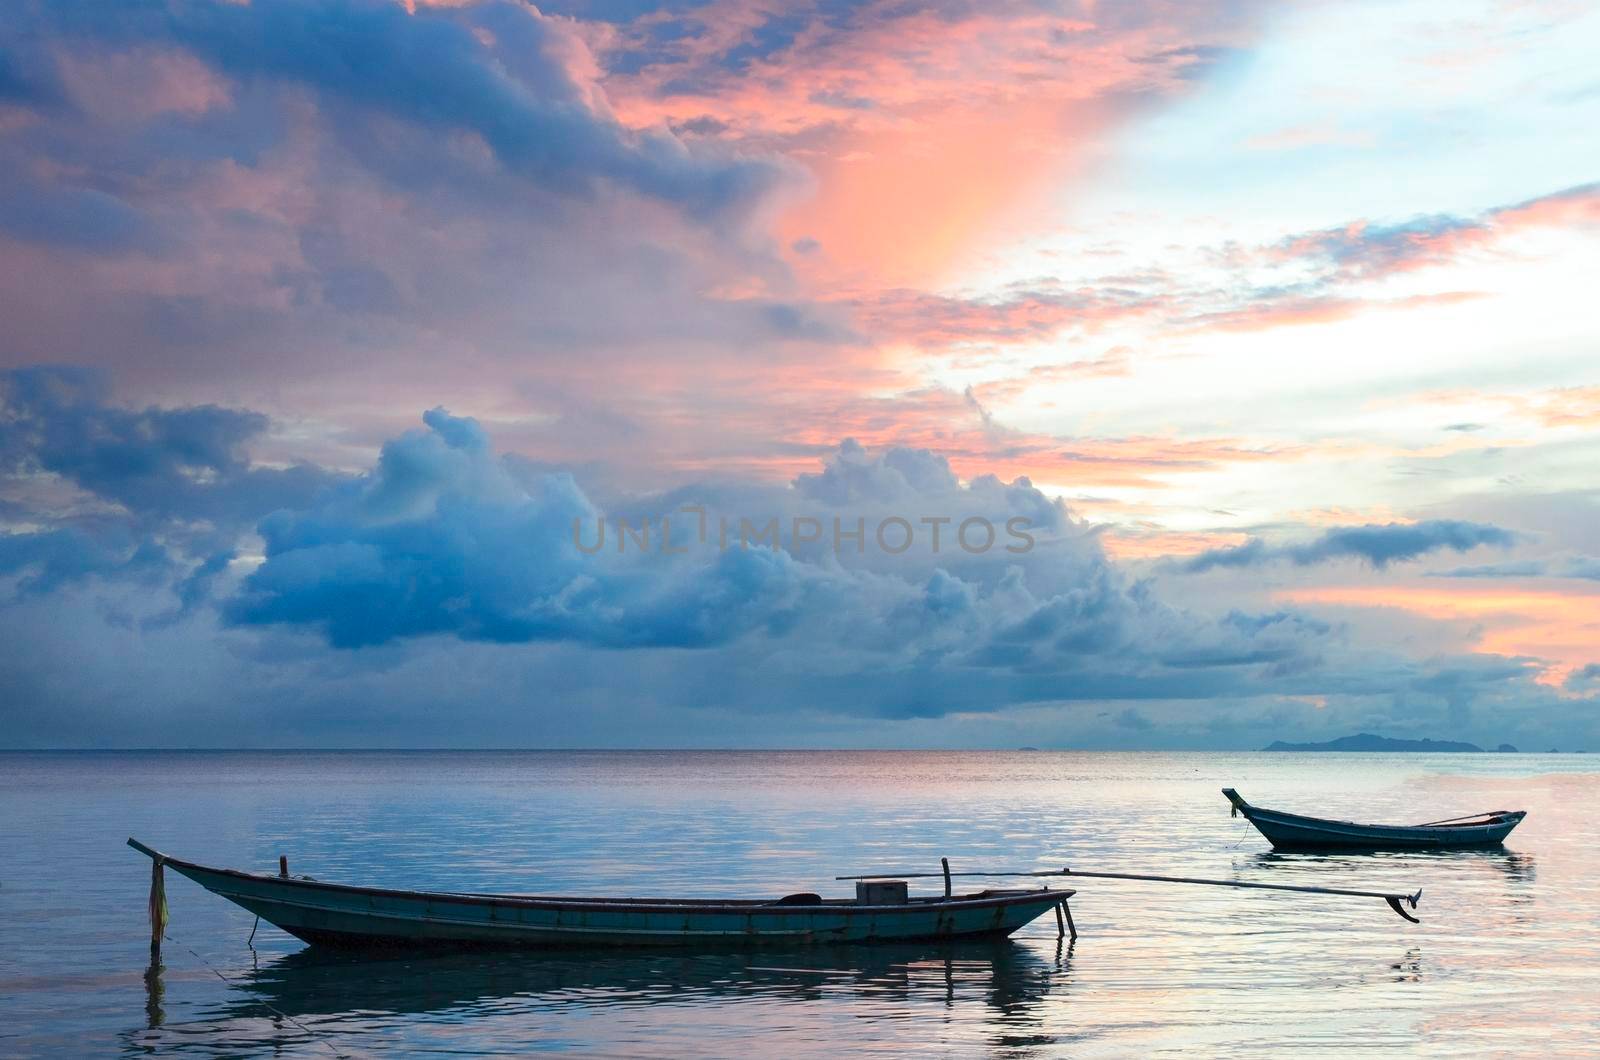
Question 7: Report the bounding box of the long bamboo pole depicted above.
[836,866,1424,921]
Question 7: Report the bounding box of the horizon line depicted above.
[0,746,1575,754]
[0,745,1226,753]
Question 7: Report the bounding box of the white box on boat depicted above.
[856,880,909,905]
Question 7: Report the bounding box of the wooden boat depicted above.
[1222,788,1526,851]
[127,839,1073,950]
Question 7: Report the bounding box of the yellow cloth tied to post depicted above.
[148,856,168,943]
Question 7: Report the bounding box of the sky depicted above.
[1,0,1597,750]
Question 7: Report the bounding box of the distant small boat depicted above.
[1222,789,1526,850]
[127,839,1072,950]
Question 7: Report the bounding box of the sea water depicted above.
[1,750,1595,1056]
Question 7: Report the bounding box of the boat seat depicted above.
[766,892,823,906]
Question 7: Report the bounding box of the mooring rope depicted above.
[159,931,349,1059]
[1229,811,1253,850]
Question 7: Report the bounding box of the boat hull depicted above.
[139,847,1072,950]
[1222,791,1526,851]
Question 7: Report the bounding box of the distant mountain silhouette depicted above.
[1260,732,1502,753]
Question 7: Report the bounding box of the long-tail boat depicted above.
[127,839,1072,949]
[1222,788,1526,850]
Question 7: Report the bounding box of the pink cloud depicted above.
[1184,290,1487,333]
[599,1,1264,285]
[1271,181,1600,280]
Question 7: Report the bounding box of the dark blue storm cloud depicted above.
[0,366,338,527]
[0,526,168,597]
[1177,520,1518,573]
[0,42,62,105]
[4,0,790,231]
[0,367,340,605]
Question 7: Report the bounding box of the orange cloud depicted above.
[852,285,1159,346]
[1494,182,1600,229]
[1183,290,1486,333]
[1101,528,1251,560]
[485,360,1300,489]
[764,385,1297,487]
[968,348,1135,406]
[1280,582,1600,686]
[1392,384,1600,432]
[1527,386,1600,428]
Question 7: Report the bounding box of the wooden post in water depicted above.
[941,857,951,898]
[279,855,288,878]
[147,856,167,959]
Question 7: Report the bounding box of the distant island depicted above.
[1262,733,1518,753]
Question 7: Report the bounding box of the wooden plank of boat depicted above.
[127,838,1072,950]
[1222,789,1527,851]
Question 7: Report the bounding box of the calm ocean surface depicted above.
[2,751,1596,1057]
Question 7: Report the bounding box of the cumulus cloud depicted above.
[1176,520,1518,573]
[225,409,1080,654]
[224,407,836,649]
[192,405,1371,722]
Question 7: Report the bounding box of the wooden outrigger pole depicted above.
[838,864,1424,924]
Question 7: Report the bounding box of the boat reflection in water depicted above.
[134,939,1070,1054]
[1251,847,1536,885]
